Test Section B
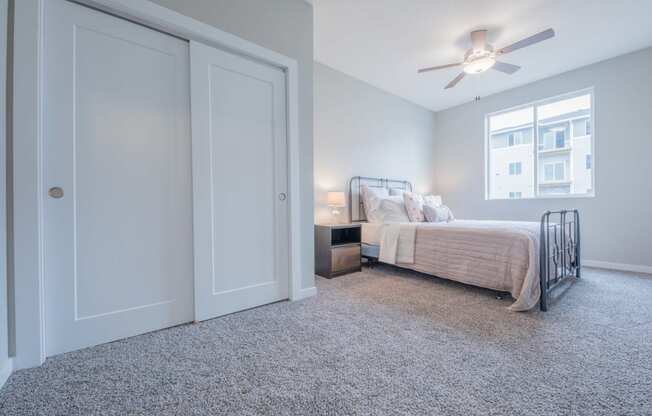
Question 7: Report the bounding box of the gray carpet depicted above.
[1,265,651,416]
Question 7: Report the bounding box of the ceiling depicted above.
[311,0,652,112]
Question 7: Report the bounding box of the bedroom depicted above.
[0,0,651,415]
[311,1,651,414]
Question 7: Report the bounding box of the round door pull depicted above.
[49,187,64,199]
[278,193,287,201]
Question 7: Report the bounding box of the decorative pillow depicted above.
[423,204,455,223]
[423,195,443,208]
[403,191,425,222]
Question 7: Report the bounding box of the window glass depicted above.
[487,107,535,199]
[486,90,593,199]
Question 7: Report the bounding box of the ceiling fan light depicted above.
[463,56,496,74]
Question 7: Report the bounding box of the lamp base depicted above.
[330,207,343,224]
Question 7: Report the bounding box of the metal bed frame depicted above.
[348,176,580,311]
[539,210,581,311]
[348,176,412,223]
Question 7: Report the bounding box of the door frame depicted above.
[13,0,305,369]
[0,0,12,388]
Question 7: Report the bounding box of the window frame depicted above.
[484,87,595,200]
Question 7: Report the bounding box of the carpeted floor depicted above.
[1,265,651,415]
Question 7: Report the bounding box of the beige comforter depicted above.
[381,220,541,311]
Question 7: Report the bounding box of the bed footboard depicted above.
[539,210,580,311]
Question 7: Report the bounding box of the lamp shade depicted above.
[327,191,346,207]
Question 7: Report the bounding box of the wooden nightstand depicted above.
[314,223,361,278]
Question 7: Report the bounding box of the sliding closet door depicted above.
[190,41,290,321]
[43,0,193,355]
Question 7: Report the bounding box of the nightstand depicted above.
[314,223,361,278]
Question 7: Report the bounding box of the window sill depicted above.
[538,147,571,154]
[486,192,595,201]
[539,180,571,186]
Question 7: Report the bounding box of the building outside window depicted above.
[486,89,594,199]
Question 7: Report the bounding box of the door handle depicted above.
[48,187,64,199]
[278,193,287,201]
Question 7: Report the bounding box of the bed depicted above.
[349,176,580,311]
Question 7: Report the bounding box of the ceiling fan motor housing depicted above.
[463,45,496,73]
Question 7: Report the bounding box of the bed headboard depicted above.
[348,176,413,222]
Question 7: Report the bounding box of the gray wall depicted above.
[434,47,652,268]
[314,63,436,223]
[150,0,315,289]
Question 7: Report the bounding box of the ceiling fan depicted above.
[418,28,555,89]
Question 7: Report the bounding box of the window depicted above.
[508,132,522,146]
[572,117,591,137]
[543,162,565,182]
[486,89,594,199]
[509,191,522,199]
[539,126,567,150]
[542,131,554,150]
[509,162,522,176]
[555,130,565,148]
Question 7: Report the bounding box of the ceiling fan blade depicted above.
[444,72,465,89]
[492,61,521,74]
[418,62,462,73]
[496,28,555,55]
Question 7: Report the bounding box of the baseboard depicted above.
[583,260,652,275]
[0,358,13,390]
[296,286,318,300]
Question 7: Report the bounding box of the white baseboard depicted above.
[0,358,13,390]
[295,286,318,300]
[583,260,652,275]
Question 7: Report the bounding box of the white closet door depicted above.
[43,0,193,356]
[190,41,289,321]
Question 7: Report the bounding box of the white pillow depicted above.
[376,196,410,223]
[361,185,390,221]
[423,204,455,223]
[389,188,406,197]
[403,191,425,222]
[363,185,389,198]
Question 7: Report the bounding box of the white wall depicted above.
[1,0,11,388]
[314,63,436,223]
[148,0,315,289]
[434,47,652,270]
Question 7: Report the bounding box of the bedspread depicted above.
[379,220,541,311]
